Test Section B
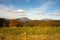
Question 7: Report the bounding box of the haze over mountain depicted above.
[41,18,53,21]
[16,17,31,22]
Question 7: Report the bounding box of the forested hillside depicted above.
[0,18,60,27]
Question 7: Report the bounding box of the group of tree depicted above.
[0,18,60,28]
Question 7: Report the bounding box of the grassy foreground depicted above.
[0,27,60,40]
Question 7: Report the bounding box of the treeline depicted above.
[0,18,60,27]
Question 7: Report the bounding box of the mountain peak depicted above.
[16,17,31,22]
[42,18,53,21]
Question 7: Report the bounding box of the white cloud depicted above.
[50,10,60,16]
[0,4,14,12]
[25,0,55,15]
[0,4,26,19]
[0,0,59,20]
[0,4,25,13]
[23,0,57,20]
[16,9,24,13]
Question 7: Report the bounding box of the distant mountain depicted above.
[16,17,31,22]
[41,19,53,21]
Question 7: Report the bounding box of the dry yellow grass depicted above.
[0,27,60,40]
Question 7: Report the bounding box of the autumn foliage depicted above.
[9,19,19,27]
[0,18,60,27]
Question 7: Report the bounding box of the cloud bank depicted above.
[0,0,60,20]
[0,4,25,19]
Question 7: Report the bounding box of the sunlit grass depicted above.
[0,27,60,40]
[0,27,60,35]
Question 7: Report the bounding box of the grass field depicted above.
[0,27,60,40]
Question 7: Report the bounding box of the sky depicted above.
[0,0,60,20]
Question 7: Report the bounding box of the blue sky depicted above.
[0,0,60,20]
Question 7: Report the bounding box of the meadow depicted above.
[0,27,60,40]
